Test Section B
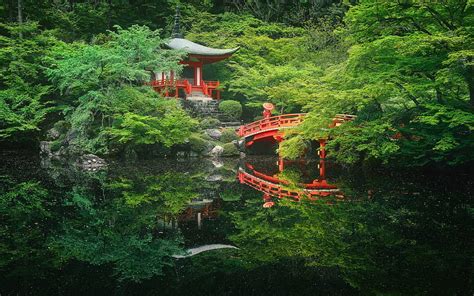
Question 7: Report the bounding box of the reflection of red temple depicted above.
[238,159,341,207]
[179,198,222,229]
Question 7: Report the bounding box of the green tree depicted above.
[47,25,196,155]
[0,22,58,142]
[281,0,474,166]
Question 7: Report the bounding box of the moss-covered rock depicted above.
[200,117,221,129]
[188,134,211,153]
[221,142,239,157]
[220,128,239,143]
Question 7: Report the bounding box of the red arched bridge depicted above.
[237,113,356,148]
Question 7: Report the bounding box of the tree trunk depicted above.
[17,0,23,24]
[17,0,23,38]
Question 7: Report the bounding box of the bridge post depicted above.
[278,156,284,172]
[319,139,327,159]
[319,159,326,179]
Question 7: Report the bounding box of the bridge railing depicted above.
[238,169,338,200]
[238,113,306,138]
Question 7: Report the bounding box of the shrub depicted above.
[200,117,221,129]
[222,142,239,157]
[219,100,242,120]
[53,120,69,134]
[188,134,209,153]
[220,128,239,143]
[50,140,63,152]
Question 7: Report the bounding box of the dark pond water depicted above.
[0,150,473,295]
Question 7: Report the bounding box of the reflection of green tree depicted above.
[277,168,303,191]
[230,174,473,295]
[49,169,206,281]
[116,172,199,214]
[0,180,57,285]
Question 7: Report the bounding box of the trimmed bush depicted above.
[200,117,221,129]
[220,128,239,143]
[188,134,209,153]
[219,100,242,120]
[222,142,239,157]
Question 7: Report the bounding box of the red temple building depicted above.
[150,7,239,101]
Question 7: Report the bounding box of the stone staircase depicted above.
[181,91,221,117]
[181,92,242,128]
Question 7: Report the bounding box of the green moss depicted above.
[188,134,209,153]
[222,142,239,157]
[220,128,239,143]
[50,140,63,152]
[200,117,221,129]
[53,120,69,134]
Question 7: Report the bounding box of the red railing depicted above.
[149,79,221,99]
[149,79,192,96]
[238,113,306,138]
[204,80,219,88]
[238,168,339,200]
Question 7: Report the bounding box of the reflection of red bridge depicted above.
[237,113,356,149]
[238,161,339,204]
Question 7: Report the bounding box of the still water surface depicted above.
[0,151,472,295]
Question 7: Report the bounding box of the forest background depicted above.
[1,0,473,167]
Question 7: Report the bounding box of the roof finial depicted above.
[172,5,183,38]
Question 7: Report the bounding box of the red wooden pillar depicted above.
[319,139,327,159]
[319,159,326,180]
[278,156,284,172]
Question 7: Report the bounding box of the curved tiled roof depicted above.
[167,38,239,56]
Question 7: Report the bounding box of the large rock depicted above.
[206,174,223,182]
[237,139,245,151]
[206,129,222,140]
[209,145,224,157]
[40,141,52,156]
[77,154,106,169]
[46,128,60,140]
[212,159,224,168]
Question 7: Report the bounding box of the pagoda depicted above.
[150,7,239,101]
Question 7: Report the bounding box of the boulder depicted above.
[77,154,106,169]
[212,159,224,168]
[222,142,239,157]
[206,174,223,182]
[40,141,52,156]
[209,145,224,157]
[206,129,222,140]
[46,128,60,140]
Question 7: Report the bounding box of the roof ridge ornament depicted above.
[171,5,183,39]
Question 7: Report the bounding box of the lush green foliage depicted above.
[278,0,474,166]
[46,25,196,154]
[221,142,239,157]
[0,23,57,141]
[218,100,242,120]
[1,0,473,166]
[220,128,239,143]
